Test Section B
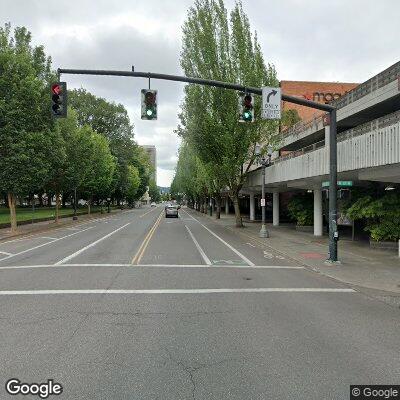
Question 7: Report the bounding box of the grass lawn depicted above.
[0,205,113,225]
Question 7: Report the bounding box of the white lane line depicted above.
[0,227,94,263]
[185,225,211,265]
[54,222,131,265]
[0,288,355,296]
[0,264,304,271]
[181,209,255,267]
[40,236,58,240]
[0,251,13,256]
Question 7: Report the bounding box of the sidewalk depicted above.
[199,210,400,294]
[0,208,128,241]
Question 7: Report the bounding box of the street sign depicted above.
[322,181,353,187]
[260,198,266,207]
[262,86,281,120]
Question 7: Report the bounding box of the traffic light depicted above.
[239,92,254,122]
[51,82,67,118]
[141,89,157,120]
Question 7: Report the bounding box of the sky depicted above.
[1,0,399,186]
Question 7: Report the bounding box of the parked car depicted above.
[165,204,180,218]
[150,202,157,207]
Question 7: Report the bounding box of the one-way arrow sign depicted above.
[262,86,281,120]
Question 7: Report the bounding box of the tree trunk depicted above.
[232,193,243,228]
[62,194,67,208]
[19,196,24,207]
[55,191,60,223]
[38,192,43,207]
[87,197,91,215]
[7,192,17,233]
[215,195,221,219]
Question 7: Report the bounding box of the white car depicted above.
[150,202,157,207]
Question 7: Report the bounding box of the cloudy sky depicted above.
[1,0,399,186]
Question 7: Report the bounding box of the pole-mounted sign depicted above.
[261,86,281,120]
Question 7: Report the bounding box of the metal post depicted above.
[259,164,269,238]
[328,109,338,262]
[73,188,78,220]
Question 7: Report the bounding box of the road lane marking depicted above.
[55,223,131,265]
[0,288,355,296]
[185,225,211,265]
[40,236,58,240]
[181,209,255,267]
[131,211,163,264]
[139,206,160,218]
[0,264,304,271]
[0,251,13,256]
[0,227,94,263]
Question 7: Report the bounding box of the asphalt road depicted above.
[0,205,399,399]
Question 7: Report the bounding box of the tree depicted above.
[281,109,301,129]
[148,179,161,203]
[68,88,142,204]
[346,193,400,241]
[0,24,55,231]
[178,0,280,227]
[125,165,141,206]
[81,131,116,213]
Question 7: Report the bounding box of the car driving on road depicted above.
[165,204,180,218]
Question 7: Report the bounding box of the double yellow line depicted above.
[131,210,163,265]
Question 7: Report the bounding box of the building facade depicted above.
[241,61,400,237]
[281,80,359,123]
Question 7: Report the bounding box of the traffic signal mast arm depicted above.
[58,68,335,112]
[58,67,339,262]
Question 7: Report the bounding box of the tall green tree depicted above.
[178,0,280,226]
[148,179,161,203]
[0,24,56,231]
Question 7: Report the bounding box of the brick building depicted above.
[281,80,359,122]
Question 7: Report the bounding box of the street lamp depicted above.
[255,144,273,238]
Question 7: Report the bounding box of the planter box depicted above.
[369,240,398,252]
[295,225,313,233]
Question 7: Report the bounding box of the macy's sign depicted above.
[303,92,343,103]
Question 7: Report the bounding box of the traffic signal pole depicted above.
[58,68,339,262]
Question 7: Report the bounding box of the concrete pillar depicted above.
[324,125,330,148]
[225,197,229,215]
[313,188,323,236]
[273,192,279,226]
[249,193,255,221]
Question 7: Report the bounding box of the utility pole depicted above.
[58,67,339,262]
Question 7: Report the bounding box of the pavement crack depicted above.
[165,348,197,400]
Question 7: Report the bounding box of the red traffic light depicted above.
[145,91,156,105]
[243,94,252,108]
[51,84,62,95]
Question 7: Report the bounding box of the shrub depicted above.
[346,193,400,241]
[287,193,313,226]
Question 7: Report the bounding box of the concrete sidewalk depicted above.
[199,210,400,294]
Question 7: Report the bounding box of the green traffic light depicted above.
[146,109,153,117]
[243,111,252,121]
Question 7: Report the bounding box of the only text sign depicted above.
[262,86,281,120]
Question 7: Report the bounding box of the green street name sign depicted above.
[322,181,353,187]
